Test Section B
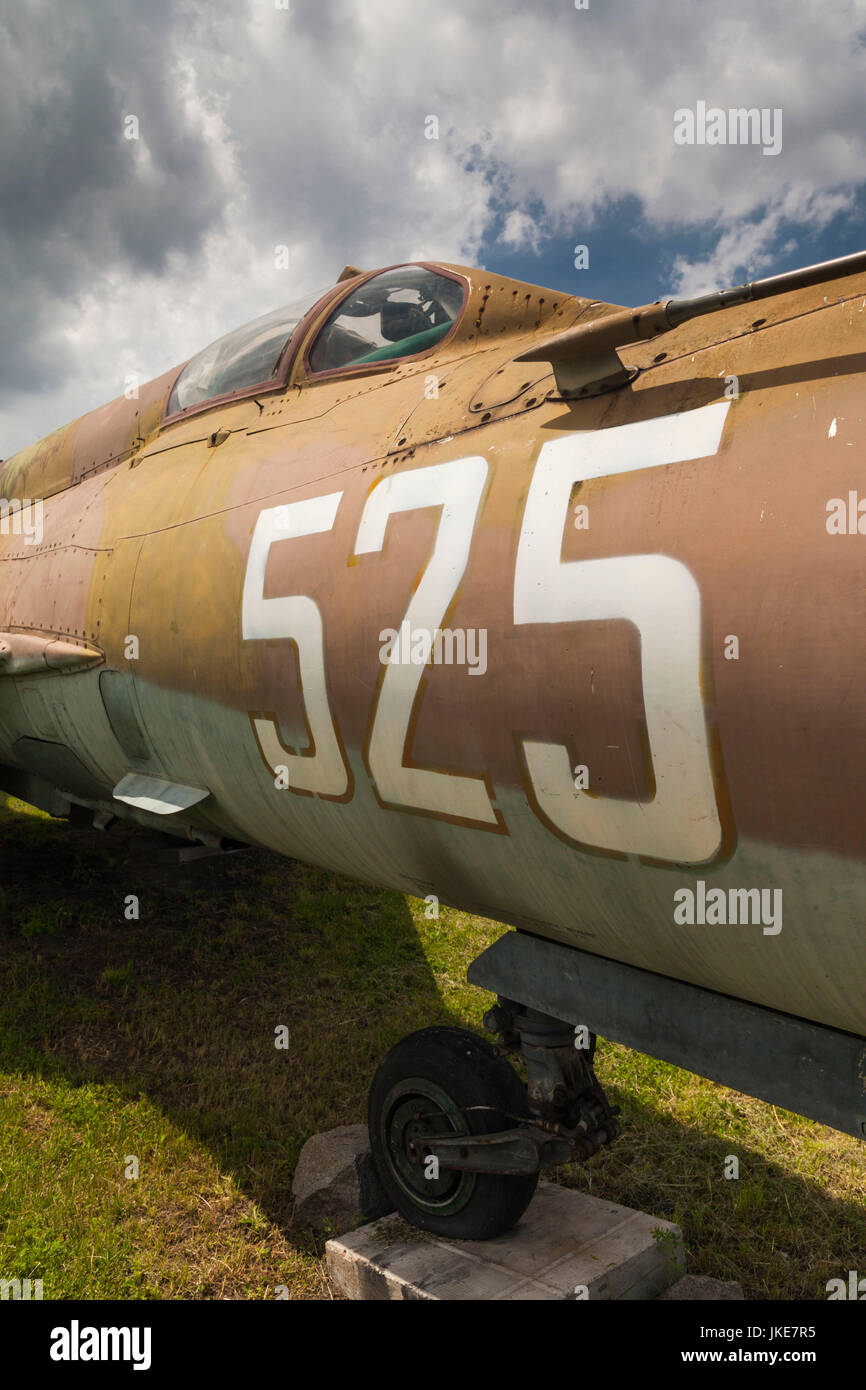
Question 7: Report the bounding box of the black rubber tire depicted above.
[368,1025,538,1240]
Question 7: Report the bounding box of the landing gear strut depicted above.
[367,1001,619,1240]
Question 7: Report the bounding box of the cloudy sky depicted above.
[2,0,865,458]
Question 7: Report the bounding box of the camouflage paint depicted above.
[1,262,865,1040]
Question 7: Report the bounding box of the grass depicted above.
[0,793,863,1299]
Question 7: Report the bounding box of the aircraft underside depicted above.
[2,251,865,1236]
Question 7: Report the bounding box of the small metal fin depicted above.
[113,773,210,816]
[336,265,366,283]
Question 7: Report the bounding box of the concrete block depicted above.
[326,1181,685,1300]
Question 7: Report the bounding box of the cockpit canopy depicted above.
[307,265,463,373]
[166,286,324,414]
[166,264,464,417]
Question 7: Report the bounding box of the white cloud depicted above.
[670,187,855,296]
[499,210,542,253]
[3,0,866,456]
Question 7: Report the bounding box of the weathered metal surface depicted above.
[516,300,666,396]
[1,253,865,1130]
[518,248,866,398]
[0,365,178,504]
[469,931,866,1139]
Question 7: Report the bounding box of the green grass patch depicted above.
[0,794,863,1299]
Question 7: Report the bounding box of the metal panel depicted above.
[467,931,866,1139]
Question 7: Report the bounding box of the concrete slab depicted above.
[326,1181,685,1301]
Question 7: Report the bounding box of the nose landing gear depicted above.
[367,1003,619,1240]
[367,1026,539,1241]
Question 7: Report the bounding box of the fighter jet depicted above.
[2,249,865,1238]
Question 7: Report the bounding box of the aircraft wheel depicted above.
[368,1025,538,1240]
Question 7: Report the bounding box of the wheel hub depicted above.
[381,1077,477,1215]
